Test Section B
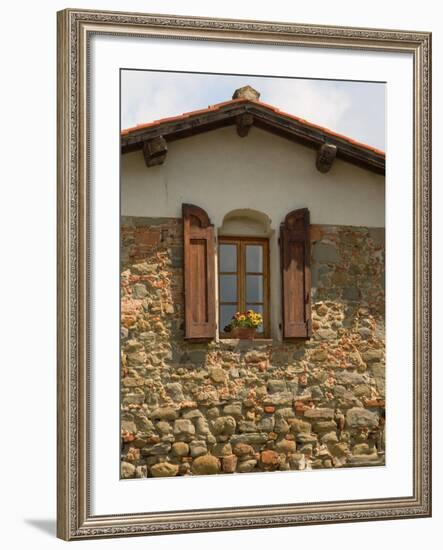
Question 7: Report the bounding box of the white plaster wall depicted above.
[121,126,385,228]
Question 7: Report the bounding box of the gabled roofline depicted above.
[121,98,385,175]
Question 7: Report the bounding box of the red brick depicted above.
[136,229,160,246]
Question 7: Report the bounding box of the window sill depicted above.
[218,337,274,349]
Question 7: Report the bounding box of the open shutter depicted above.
[280,208,312,338]
[182,204,216,340]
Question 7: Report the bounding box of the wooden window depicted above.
[280,208,312,338]
[218,237,270,338]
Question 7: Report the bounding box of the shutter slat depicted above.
[280,208,312,339]
[183,204,216,340]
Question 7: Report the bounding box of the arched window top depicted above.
[219,208,272,237]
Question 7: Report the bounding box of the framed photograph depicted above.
[57,8,431,540]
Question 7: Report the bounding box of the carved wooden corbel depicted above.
[236,113,254,137]
[316,143,337,173]
[142,136,168,167]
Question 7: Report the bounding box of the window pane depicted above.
[246,245,263,273]
[220,274,237,302]
[246,275,263,302]
[220,305,238,333]
[246,304,264,332]
[219,244,237,272]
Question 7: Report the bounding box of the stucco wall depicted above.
[121,126,385,228]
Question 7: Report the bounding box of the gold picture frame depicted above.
[57,8,431,540]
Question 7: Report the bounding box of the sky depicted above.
[121,70,386,151]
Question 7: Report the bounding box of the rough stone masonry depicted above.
[120,216,385,478]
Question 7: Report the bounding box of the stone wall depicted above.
[120,217,385,479]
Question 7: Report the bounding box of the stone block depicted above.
[342,286,360,301]
[257,416,275,432]
[335,371,366,386]
[358,327,372,340]
[236,459,257,473]
[223,403,242,418]
[209,367,227,384]
[295,433,318,444]
[188,350,208,364]
[133,283,148,299]
[354,384,372,397]
[173,419,195,439]
[346,407,379,429]
[260,450,280,470]
[304,408,335,420]
[165,383,184,402]
[321,431,339,443]
[238,420,258,433]
[275,407,295,419]
[190,440,207,458]
[264,392,293,406]
[288,418,312,433]
[230,433,267,445]
[267,379,287,393]
[211,416,236,436]
[362,349,384,363]
[171,442,189,456]
[313,242,340,264]
[135,465,148,478]
[275,439,296,453]
[314,328,337,340]
[121,420,137,434]
[222,454,238,473]
[313,420,337,431]
[212,442,232,457]
[141,442,171,456]
[191,454,220,475]
[352,443,372,455]
[368,227,385,248]
[150,407,178,421]
[330,442,349,457]
[232,443,255,457]
[121,461,136,479]
[150,462,179,477]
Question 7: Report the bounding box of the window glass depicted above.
[220,274,237,302]
[246,245,263,273]
[246,275,263,303]
[219,244,237,272]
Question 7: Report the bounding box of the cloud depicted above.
[121,71,218,128]
[121,71,385,150]
[260,79,352,135]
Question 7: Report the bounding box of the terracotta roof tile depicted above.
[121,98,385,156]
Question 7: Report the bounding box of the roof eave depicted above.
[121,102,385,175]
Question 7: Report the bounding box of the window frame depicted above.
[218,236,270,339]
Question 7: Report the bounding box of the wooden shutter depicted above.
[182,204,216,340]
[280,208,312,338]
